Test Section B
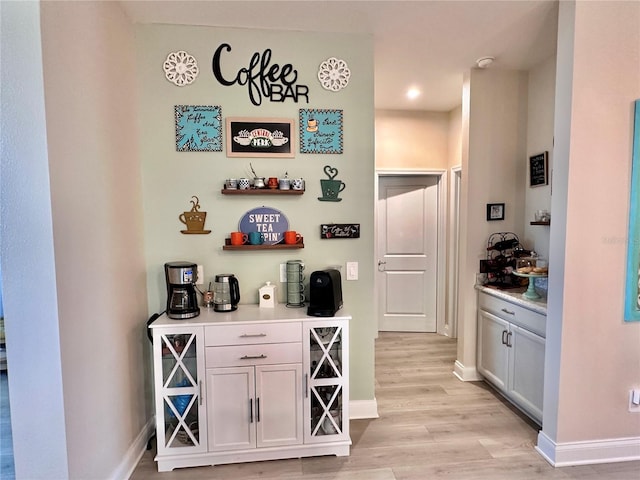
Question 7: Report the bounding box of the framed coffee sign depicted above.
[320,224,360,239]
[226,117,295,158]
[299,109,343,154]
[175,105,222,152]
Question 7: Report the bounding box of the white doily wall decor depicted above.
[163,50,199,86]
[318,57,351,92]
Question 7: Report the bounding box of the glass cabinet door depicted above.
[304,322,349,442]
[154,328,207,454]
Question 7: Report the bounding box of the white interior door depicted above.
[377,176,438,332]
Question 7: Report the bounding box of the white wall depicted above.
[0,2,69,477]
[0,1,149,478]
[540,0,640,461]
[375,109,450,169]
[135,25,376,402]
[523,55,556,260]
[456,68,529,380]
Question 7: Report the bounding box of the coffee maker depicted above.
[165,262,200,319]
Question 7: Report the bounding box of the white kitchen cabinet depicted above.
[477,290,545,424]
[304,320,350,444]
[207,364,303,451]
[152,327,208,457]
[149,305,351,472]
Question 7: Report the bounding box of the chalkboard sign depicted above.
[226,117,294,158]
[529,152,548,187]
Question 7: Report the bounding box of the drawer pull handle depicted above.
[256,397,260,422]
[501,308,515,315]
[304,374,309,398]
[240,354,267,360]
[501,330,508,345]
[506,331,513,348]
[240,333,267,338]
[199,381,203,406]
[249,398,254,423]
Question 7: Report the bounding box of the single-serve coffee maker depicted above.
[213,274,240,312]
[165,262,200,319]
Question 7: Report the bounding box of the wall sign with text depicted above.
[239,206,289,245]
[174,105,222,152]
[299,109,343,154]
[211,43,310,106]
[226,117,295,158]
[320,224,360,239]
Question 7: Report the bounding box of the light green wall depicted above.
[136,25,375,400]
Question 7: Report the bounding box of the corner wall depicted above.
[539,0,640,464]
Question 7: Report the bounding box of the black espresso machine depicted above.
[307,269,343,317]
[165,262,200,319]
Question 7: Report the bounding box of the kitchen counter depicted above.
[149,303,351,328]
[475,284,547,315]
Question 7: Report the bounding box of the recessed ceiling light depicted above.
[476,56,495,69]
[407,87,421,100]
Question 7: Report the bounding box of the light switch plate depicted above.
[196,265,204,284]
[280,263,287,282]
[346,261,358,280]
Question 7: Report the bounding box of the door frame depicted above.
[446,166,462,338]
[374,169,448,336]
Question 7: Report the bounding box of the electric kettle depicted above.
[213,274,240,312]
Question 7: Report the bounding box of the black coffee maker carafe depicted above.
[165,262,200,319]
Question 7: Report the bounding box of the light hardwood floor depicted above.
[131,332,640,479]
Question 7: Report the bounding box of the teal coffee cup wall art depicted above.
[318,165,346,202]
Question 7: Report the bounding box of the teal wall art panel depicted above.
[625,99,640,321]
[299,109,343,154]
[175,105,222,152]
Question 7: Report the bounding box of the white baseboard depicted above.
[536,431,640,467]
[453,360,483,382]
[350,398,379,419]
[110,416,155,480]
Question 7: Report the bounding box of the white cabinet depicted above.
[150,306,351,472]
[304,320,350,444]
[152,327,208,456]
[207,364,303,451]
[477,291,545,424]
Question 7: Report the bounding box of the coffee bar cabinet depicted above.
[476,289,546,424]
[149,305,351,472]
[152,327,208,457]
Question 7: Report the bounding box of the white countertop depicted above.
[150,303,351,328]
[475,284,547,315]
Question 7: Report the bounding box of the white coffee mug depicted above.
[291,178,304,190]
[239,178,251,190]
[279,178,291,190]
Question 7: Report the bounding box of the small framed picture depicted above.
[487,203,505,221]
[529,152,549,187]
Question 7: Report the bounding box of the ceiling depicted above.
[120,0,558,112]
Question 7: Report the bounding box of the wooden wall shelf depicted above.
[221,189,304,195]
[530,221,551,226]
[223,238,304,250]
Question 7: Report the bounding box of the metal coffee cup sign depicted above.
[238,206,289,245]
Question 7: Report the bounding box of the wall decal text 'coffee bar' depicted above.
[212,43,310,106]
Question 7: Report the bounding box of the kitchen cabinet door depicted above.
[477,310,509,390]
[255,364,303,448]
[508,324,545,422]
[207,366,256,452]
[153,327,207,456]
[303,320,350,444]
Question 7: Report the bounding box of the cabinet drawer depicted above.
[478,293,546,337]
[205,322,301,346]
[206,342,302,368]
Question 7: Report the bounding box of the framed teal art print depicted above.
[625,99,640,322]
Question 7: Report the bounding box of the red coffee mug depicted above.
[284,231,302,245]
[230,231,248,245]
